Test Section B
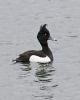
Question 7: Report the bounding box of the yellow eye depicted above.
[45,33,47,36]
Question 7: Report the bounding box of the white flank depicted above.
[29,55,51,63]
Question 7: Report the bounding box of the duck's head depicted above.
[37,24,53,45]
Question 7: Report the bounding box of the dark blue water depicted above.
[0,0,80,100]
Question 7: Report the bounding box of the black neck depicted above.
[41,42,49,52]
[40,42,53,61]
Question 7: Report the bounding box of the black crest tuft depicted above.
[42,24,47,28]
[39,24,49,34]
[40,24,47,31]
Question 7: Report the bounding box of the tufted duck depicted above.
[15,24,56,63]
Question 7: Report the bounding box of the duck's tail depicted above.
[12,57,21,63]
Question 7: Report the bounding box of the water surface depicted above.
[0,0,80,100]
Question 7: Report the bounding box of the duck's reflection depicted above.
[20,63,31,71]
[34,63,58,100]
[18,63,31,78]
[35,63,55,83]
[20,62,58,100]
